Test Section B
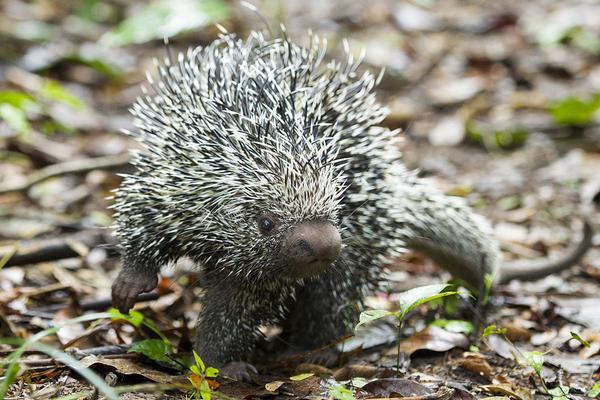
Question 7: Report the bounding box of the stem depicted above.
[396,317,404,375]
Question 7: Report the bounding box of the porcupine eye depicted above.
[257,214,278,235]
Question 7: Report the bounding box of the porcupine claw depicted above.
[111,270,158,313]
[220,361,258,382]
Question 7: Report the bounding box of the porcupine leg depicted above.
[281,269,361,366]
[194,280,284,381]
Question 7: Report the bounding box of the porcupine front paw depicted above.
[220,361,258,382]
[111,270,158,313]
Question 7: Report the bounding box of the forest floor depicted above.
[0,0,599,398]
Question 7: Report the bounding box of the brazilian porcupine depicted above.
[111,29,592,378]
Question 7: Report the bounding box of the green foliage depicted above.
[0,313,118,399]
[356,284,457,330]
[328,383,356,400]
[482,324,507,338]
[535,23,600,54]
[431,319,475,335]
[547,385,570,400]
[589,381,600,398]
[0,91,39,134]
[548,94,600,126]
[522,351,544,375]
[100,0,230,47]
[466,121,529,150]
[129,339,175,364]
[496,195,522,211]
[188,350,218,400]
[570,331,590,348]
[356,284,457,374]
[61,54,123,80]
[108,308,169,343]
[40,80,84,109]
[0,80,85,136]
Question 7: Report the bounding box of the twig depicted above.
[0,230,116,268]
[26,292,160,315]
[0,153,130,195]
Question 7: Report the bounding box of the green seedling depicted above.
[355,283,457,373]
[188,350,219,400]
[481,325,570,397]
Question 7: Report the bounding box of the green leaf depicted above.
[548,94,600,126]
[0,104,30,134]
[396,284,457,319]
[63,54,123,80]
[588,381,600,398]
[482,325,507,338]
[289,372,315,381]
[497,195,521,211]
[108,308,144,327]
[548,385,570,400]
[355,309,394,330]
[100,0,229,47]
[40,80,84,109]
[431,319,475,335]
[205,367,219,378]
[466,121,529,150]
[190,365,201,375]
[570,331,590,348]
[523,351,544,375]
[128,339,173,362]
[193,350,206,372]
[200,379,211,400]
[328,383,356,400]
[0,91,37,109]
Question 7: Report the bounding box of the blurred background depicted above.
[0,0,599,397]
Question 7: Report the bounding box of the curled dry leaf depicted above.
[455,354,493,381]
[480,384,533,400]
[399,325,469,356]
[265,380,285,392]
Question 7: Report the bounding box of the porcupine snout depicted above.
[279,221,341,279]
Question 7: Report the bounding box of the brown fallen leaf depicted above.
[399,326,469,356]
[333,363,380,381]
[454,353,493,381]
[78,355,189,385]
[502,323,532,343]
[362,378,433,398]
[480,384,533,400]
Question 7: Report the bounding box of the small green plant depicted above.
[0,81,84,136]
[588,381,600,398]
[188,350,219,400]
[100,0,229,46]
[431,319,475,335]
[481,325,569,397]
[355,283,457,374]
[570,331,590,348]
[548,94,600,126]
[108,308,169,342]
[327,382,356,400]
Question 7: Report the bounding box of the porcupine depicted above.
[111,29,593,378]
